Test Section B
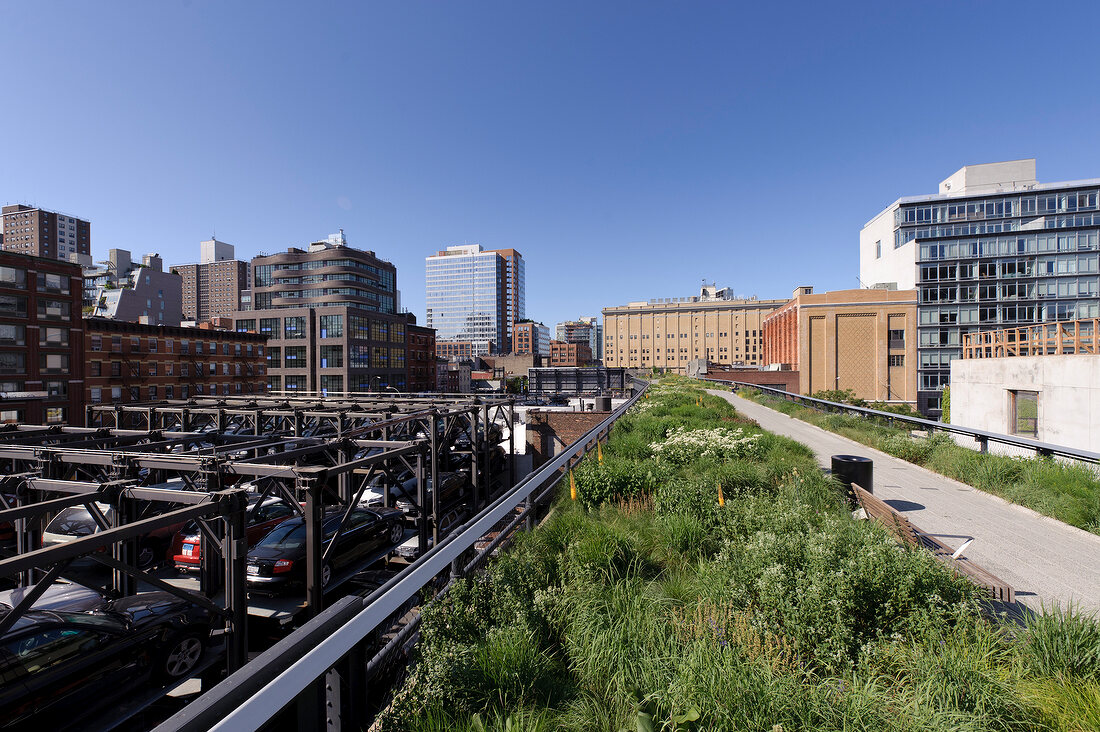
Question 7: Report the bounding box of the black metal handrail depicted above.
[156,380,649,732]
[701,379,1100,466]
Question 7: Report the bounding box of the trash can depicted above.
[831,454,873,507]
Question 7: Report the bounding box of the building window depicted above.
[285,375,306,391]
[236,319,256,333]
[40,354,69,374]
[284,317,306,339]
[37,272,69,294]
[129,387,140,401]
[90,387,102,404]
[875,240,881,259]
[166,385,175,399]
[889,354,904,367]
[0,353,26,375]
[888,329,905,349]
[319,315,343,338]
[266,346,281,369]
[0,325,25,346]
[284,346,306,368]
[320,345,343,368]
[0,267,26,288]
[320,375,343,395]
[259,318,279,336]
[1010,390,1038,438]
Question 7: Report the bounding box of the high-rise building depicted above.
[603,285,786,372]
[425,244,524,356]
[234,234,408,393]
[860,158,1100,416]
[555,317,603,361]
[171,240,251,321]
[1,204,91,264]
[513,321,550,356]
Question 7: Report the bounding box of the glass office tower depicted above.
[425,244,524,357]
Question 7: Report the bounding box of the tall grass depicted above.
[379,376,1100,732]
[739,386,1100,535]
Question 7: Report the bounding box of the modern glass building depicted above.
[861,159,1100,416]
[425,244,525,356]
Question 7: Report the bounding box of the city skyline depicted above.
[5,2,1100,329]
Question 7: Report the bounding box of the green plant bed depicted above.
[379,376,1100,732]
[738,387,1100,536]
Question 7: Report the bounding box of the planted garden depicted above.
[381,377,1100,732]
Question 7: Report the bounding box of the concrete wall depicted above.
[951,354,1100,452]
[859,204,917,290]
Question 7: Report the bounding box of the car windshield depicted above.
[44,507,99,537]
[256,523,305,549]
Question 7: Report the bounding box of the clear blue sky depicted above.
[4,1,1100,328]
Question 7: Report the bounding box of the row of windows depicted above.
[897,190,1100,227]
[90,334,261,357]
[0,295,71,321]
[88,361,259,377]
[267,374,407,392]
[89,381,263,402]
[0,353,70,374]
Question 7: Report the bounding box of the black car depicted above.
[392,472,469,517]
[245,506,405,593]
[0,591,212,730]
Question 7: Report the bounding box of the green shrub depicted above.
[1019,606,1100,679]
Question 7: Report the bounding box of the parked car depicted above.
[392,472,469,517]
[0,591,212,730]
[0,580,106,614]
[395,507,468,561]
[245,506,405,594]
[41,482,192,570]
[169,496,298,573]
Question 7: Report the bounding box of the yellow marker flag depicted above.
[718,484,725,507]
[569,470,577,501]
[597,442,604,464]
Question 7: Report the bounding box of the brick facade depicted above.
[525,409,609,468]
[84,318,267,415]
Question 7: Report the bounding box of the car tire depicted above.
[388,522,403,545]
[157,631,205,680]
[321,561,333,589]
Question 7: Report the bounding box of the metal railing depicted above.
[701,379,1100,466]
[963,318,1100,359]
[156,380,648,732]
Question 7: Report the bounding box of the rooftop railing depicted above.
[962,318,1100,359]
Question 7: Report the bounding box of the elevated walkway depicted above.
[709,389,1100,615]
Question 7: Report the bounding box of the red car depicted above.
[170,497,298,572]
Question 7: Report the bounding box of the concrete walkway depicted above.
[708,389,1100,616]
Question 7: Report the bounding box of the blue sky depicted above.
[4,1,1100,328]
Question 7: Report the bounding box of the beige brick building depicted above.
[602,286,787,373]
[762,287,918,403]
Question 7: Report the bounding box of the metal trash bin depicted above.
[831,454,873,507]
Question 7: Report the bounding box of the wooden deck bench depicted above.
[852,485,1015,603]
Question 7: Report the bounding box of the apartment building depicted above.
[513,321,550,356]
[426,244,525,356]
[235,233,407,393]
[1,204,90,264]
[556,316,602,361]
[861,158,1100,415]
[171,239,250,321]
[0,252,85,424]
[549,339,592,367]
[406,321,437,392]
[603,285,786,373]
[89,253,183,325]
[85,318,266,410]
[762,286,918,403]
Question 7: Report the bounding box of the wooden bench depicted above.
[852,485,1015,603]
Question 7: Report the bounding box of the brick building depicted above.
[1,204,90,263]
[512,321,550,356]
[0,252,85,424]
[549,339,592,367]
[761,286,918,404]
[171,240,250,321]
[84,318,267,410]
[406,321,437,392]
